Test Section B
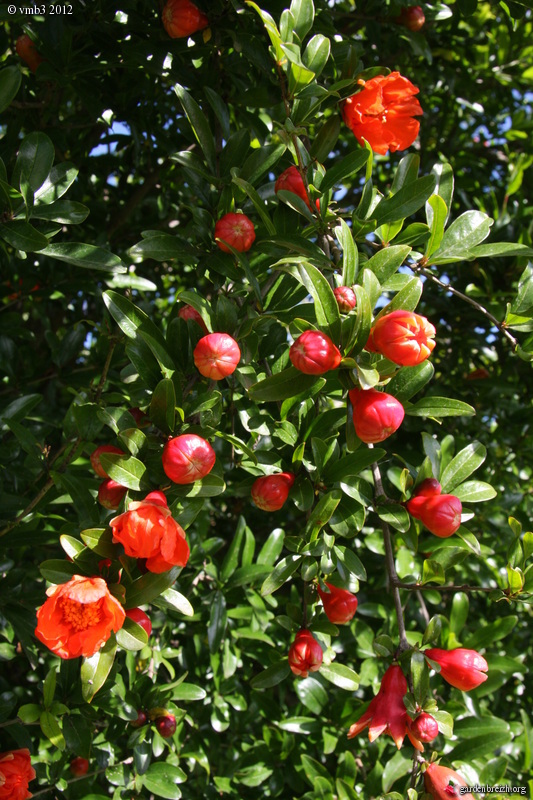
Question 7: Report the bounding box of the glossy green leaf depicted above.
[261,555,303,596]
[0,66,22,114]
[425,193,448,257]
[116,616,149,651]
[464,615,519,650]
[142,763,186,799]
[232,175,276,235]
[319,662,359,691]
[320,150,369,195]
[240,143,286,185]
[81,638,117,702]
[172,473,226,498]
[208,590,227,653]
[376,503,411,533]
[13,132,54,194]
[440,441,486,492]
[34,162,78,204]
[40,243,126,272]
[99,453,146,491]
[376,276,423,315]
[431,210,493,263]
[40,710,65,750]
[387,362,435,402]
[335,219,358,285]
[290,0,315,38]
[171,683,207,701]
[30,199,89,224]
[372,175,436,226]
[0,220,48,252]
[333,545,367,580]
[323,448,385,483]
[250,660,291,689]
[124,568,182,609]
[303,34,330,77]
[149,378,176,434]
[174,84,216,175]
[405,396,475,419]
[155,588,194,617]
[104,290,174,372]
[364,245,411,283]
[453,480,497,502]
[249,366,326,402]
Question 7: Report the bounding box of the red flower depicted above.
[69,757,89,776]
[35,575,125,660]
[334,286,357,313]
[15,35,44,73]
[90,445,125,479]
[342,72,423,155]
[125,607,152,636]
[349,387,405,443]
[110,491,190,574]
[178,304,209,334]
[424,648,488,691]
[251,473,295,511]
[317,582,358,625]
[162,434,216,484]
[97,479,128,510]
[193,333,241,380]
[290,330,341,375]
[0,749,35,800]
[406,493,462,537]
[366,310,436,366]
[214,213,256,253]
[397,6,426,32]
[288,629,323,677]
[423,763,475,799]
[162,0,208,38]
[275,166,317,212]
[408,712,439,742]
[347,665,424,750]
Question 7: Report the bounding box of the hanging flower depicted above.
[342,72,423,155]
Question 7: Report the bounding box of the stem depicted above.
[395,581,499,593]
[31,760,132,797]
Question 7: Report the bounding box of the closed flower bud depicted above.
[413,478,442,497]
[275,165,318,212]
[0,748,36,800]
[366,310,436,366]
[334,286,357,313]
[193,333,241,380]
[162,0,208,38]
[424,648,488,691]
[251,473,295,511]
[290,330,341,375]
[178,304,209,333]
[130,709,148,728]
[349,387,405,443]
[90,445,125,479]
[406,494,462,538]
[408,712,439,742]
[69,757,89,777]
[397,6,426,32]
[288,629,323,677]
[214,213,255,253]
[125,608,152,636]
[162,434,216,484]
[156,714,177,738]
[423,762,475,799]
[97,479,128,510]
[317,582,358,625]
[16,34,44,73]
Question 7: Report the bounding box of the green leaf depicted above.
[232,175,276,235]
[376,276,423,315]
[306,490,342,535]
[246,3,284,62]
[453,480,497,503]
[323,448,385,483]
[240,143,286,186]
[422,559,446,585]
[333,545,367,580]
[80,528,116,558]
[171,473,226,498]
[440,442,486,492]
[13,132,55,194]
[431,210,493,263]
[18,704,41,724]
[129,233,195,262]
[0,220,48,252]
[40,710,65,750]
[376,503,411,533]
[411,650,429,706]
[155,588,194,617]
[405,397,475,419]
[471,242,533,259]
[464,615,519,650]
[320,150,369,195]
[364,245,411,283]
[311,116,341,164]
[257,529,285,566]
[0,66,22,114]
[425,194,448,257]
[261,555,303,596]
[250,660,291,689]
[39,559,79,584]
[382,750,413,794]
[43,667,57,708]
[208,590,227,653]
[99,453,146,491]
[249,366,326,402]
[319,662,359,691]
[116,616,149,651]
[80,638,117,702]
[512,264,533,315]
[372,175,437,226]
[335,219,358,285]
[30,199,89,224]
[150,378,176,434]
[447,728,511,762]
[295,676,328,714]
[303,34,330,77]
[125,568,182,609]
[142,763,186,799]
[290,0,315,38]
[386,362,435,402]
[276,260,341,341]
[430,162,454,225]
[174,84,216,175]
[103,290,174,372]
[34,162,78,204]
[40,243,126,272]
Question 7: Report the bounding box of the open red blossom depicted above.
[423,763,475,799]
[366,310,436,366]
[347,665,424,750]
[178,304,209,334]
[288,629,323,677]
[406,493,462,537]
[290,330,341,375]
[334,286,357,313]
[342,72,423,155]
[349,387,405,443]
[0,749,35,800]
[162,434,216,484]
[193,333,241,380]
[214,213,256,253]
[35,575,125,660]
[162,0,208,38]
[424,648,488,691]
[251,473,295,511]
[317,582,358,625]
[110,491,190,574]
[275,165,318,212]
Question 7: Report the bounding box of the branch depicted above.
[395,581,499,593]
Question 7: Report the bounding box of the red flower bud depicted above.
[275,165,318,212]
[214,213,256,253]
[162,434,216,484]
[193,333,241,380]
[465,367,490,380]
[424,648,488,691]
[397,6,426,32]
[125,608,152,637]
[156,714,177,738]
[16,34,44,73]
[408,712,439,742]
[130,709,148,728]
[69,757,89,777]
[97,479,128,510]
[251,473,295,511]
[178,304,209,334]
[406,494,462,537]
[288,629,323,678]
[290,330,341,375]
[162,0,208,38]
[423,763,475,799]
[413,478,442,497]
[366,310,436,366]
[334,286,357,313]
[90,445,125,479]
[317,582,358,625]
[128,407,150,427]
[349,387,405,443]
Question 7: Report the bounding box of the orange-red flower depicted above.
[110,491,190,573]
[0,749,35,800]
[162,0,208,38]
[35,575,125,660]
[366,310,436,366]
[343,72,423,155]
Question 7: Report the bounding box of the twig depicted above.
[416,590,430,626]
[395,581,499,593]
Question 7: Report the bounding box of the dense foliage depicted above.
[1,1,532,798]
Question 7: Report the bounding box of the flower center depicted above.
[60,597,102,631]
